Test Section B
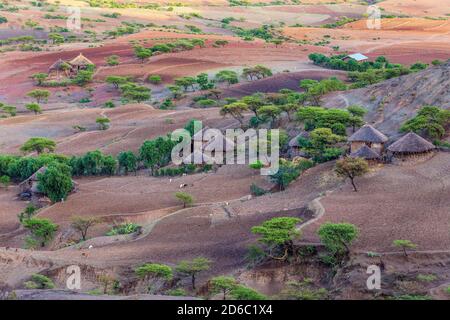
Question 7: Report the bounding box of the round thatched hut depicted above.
[348,124,388,154]
[48,59,72,78]
[387,132,436,164]
[350,145,380,163]
[69,53,94,71]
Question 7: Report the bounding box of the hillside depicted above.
[324,62,450,137]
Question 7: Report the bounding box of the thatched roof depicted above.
[69,53,93,66]
[387,132,435,153]
[20,167,47,185]
[350,145,380,160]
[49,59,70,71]
[348,124,388,143]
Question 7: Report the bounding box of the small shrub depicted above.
[106,222,140,236]
[24,274,54,289]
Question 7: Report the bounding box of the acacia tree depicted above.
[393,239,417,257]
[23,217,58,247]
[175,192,194,208]
[334,157,369,192]
[27,89,50,103]
[317,222,359,256]
[105,76,128,89]
[26,103,42,115]
[220,102,248,127]
[71,216,100,241]
[96,117,111,130]
[210,276,237,300]
[135,263,173,293]
[251,217,302,260]
[134,45,152,63]
[175,257,211,290]
[240,95,265,117]
[258,105,282,128]
[31,73,48,86]
[20,137,56,154]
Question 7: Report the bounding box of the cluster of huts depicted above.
[289,124,436,165]
[48,53,94,78]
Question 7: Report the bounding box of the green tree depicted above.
[139,136,174,173]
[23,218,58,247]
[31,73,48,85]
[175,257,212,290]
[105,76,128,89]
[215,70,239,86]
[210,276,237,300]
[196,73,214,90]
[71,216,100,241]
[49,33,64,44]
[27,89,50,103]
[96,117,110,130]
[347,105,367,118]
[400,105,450,139]
[24,274,55,289]
[334,157,369,192]
[0,175,10,188]
[37,162,73,202]
[393,239,417,257]
[318,222,359,256]
[269,162,300,191]
[148,75,162,85]
[135,263,173,289]
[20,137,56,154]
[26,103,42,114]
[240,95,264,117]
[220,102,248,127]
[258,105,282,128]
[117,151,137,175]
[106,55,119,66]
[230,285,266,300]
[174,77,197,91]
[134,45,152,62]
[175,191,194,208]
[119,82,151,102]
[251,217,301,260]
[73,70,94,86]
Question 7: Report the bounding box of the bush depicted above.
[24,274,55,289]
[23,218,58,247]
[230,285,266,300]
[148,75,162,84]
[106,222,140,236]
[135,263,173,280]
[250,183,267,197]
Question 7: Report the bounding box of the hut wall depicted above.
[371,142,384,154]
[350,141,366,153]
[391,151,436,165]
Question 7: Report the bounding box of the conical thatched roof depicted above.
[387,132,435,153]
[69,53,93,66]
[348,124,388,143]
[350,145,380,160]
[49,59,69,71]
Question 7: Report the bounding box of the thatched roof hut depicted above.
[350,145,380,160]
[48,59,71,72]
[348,124,388,143]
[19,167,47,194]
[387,132,435,154]
[69,53,94,68]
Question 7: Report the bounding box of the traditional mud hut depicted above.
[48,59,72,78]
[348,124,388,153]
[387,132,436,164]
[69,53,94,71]
[350,145,380,163]
[19,167,47,194]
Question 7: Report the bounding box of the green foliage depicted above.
[277,280,328,300]
[27,89,50,103]
[299,77,346,105]
[135,263,173,280]
[400,105,450,139]
[250,183,267,197]
[72,70,94,86]
[0,175,10,187]
[299,128,345,163]
[175,76,197,91]
[220,102,248,126]
[24,274,55,289]
[106,222,140,236]
[117,151,137,174]
[139,136,175,172]
[148,75,162,84]
[269,161,301,191]
[242,65,272,80]
[175,257,212,289]
[37,162,73,202]
[230,285,267,300]
[23,218,58,247]
[252,217,301,247]
[175,191,194,208]
[210,276,237,300]
[106,54,120,66]
[334,157,369,192]
[393,239,417,256]
[26,103,42,114]
[215,70,239,85]
[18,204,37,223]
[119,82,151,102]
[21,137,56,155]
[134,45,152,62]
[71,216,100,241]
[317,223,359,256]
[96,117,110,130]
[416,274,437,282]
[105,76,129,88]
[70,150,116,176]
[31,73,48,85]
